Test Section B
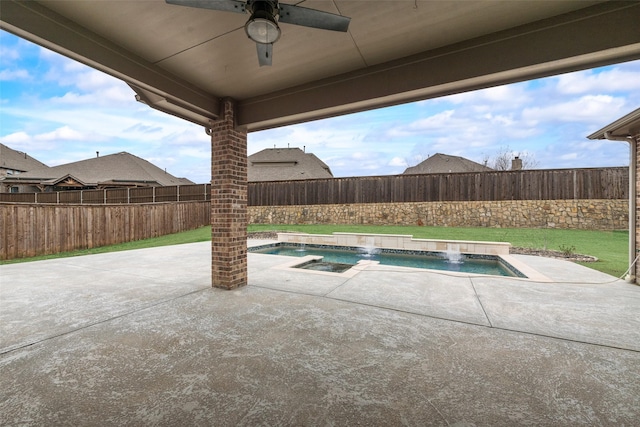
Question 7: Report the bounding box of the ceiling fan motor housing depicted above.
[245,0,281,44]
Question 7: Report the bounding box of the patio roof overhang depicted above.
[587,108,640,140]
[2,1,640,132]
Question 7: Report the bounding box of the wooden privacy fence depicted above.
[0,201,210,260]
[0,168,628,206]
[248,167,629,206]
[0,183,211,204]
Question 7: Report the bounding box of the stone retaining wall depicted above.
[248,199,628,230]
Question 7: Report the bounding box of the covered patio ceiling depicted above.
[2,1,640,132]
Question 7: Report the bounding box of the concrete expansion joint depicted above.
[320,274,358,298]
[469,277,493,328]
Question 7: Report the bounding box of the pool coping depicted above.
[271,254,379,278]
[278,232,512,255]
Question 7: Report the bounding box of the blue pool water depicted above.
[251,244,522,277]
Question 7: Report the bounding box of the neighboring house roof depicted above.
[1,151,193,187]
[0,143,49,173]
[403,153,493,174]
[248,147,333,181]
[587,107,640,140]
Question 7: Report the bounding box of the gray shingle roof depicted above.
[2,151,193,186]
[248,147,333,181]
[403,153,493,174]
[0,143,49,173]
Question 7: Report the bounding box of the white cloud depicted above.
[538,136,629,169]
[0,131,31,144]
[147,156,177,167]
[1,126,94,157]
[483,113,514,126]
[385,106,540,152]
[0,68,30,81]
[555,66,640,94]
[51,87,133,106]
[386,110,456,137]
[388,157,407,167]
[76,70,118,91]
[49,80,135,106]
[178,147,210,159]
[0,45,20,62]
[35,126,86,142]
[433,83,532,108]
[559,152,578,160]
[522,95,627,124]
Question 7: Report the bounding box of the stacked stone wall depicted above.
[249,199,628,230]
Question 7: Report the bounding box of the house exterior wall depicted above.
[1,183,40,193]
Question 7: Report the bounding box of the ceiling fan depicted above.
[165,0,351,66]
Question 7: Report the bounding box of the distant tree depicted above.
[488,145,539,170]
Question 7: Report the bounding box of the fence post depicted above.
[34,192,38,203]
[104,189,107,204]
[204,183,207,200]
[177,185,180,202]
[81,190,83,204]
[57,191,60,204]
[127,187,130,204]
[153,187,156,203]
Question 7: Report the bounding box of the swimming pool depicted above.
[250,243,526,277]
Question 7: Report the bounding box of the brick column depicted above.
[210,99,247,289]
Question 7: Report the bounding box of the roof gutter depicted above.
[130,84,216,131]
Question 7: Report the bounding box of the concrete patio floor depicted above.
[1,240,639,425]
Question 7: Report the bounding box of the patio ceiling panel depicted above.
[1,0,640,131]
[237,2,640,130]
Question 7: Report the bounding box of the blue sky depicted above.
[1,29,640,183]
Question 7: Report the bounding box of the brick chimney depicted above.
[511,156,523,170]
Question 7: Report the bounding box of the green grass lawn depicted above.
[2,224,630,278]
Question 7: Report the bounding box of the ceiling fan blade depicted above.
[279,4,350,32]
[256,43,273,66]
[165,0,246,14]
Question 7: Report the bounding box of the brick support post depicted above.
[210,99,247,289]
